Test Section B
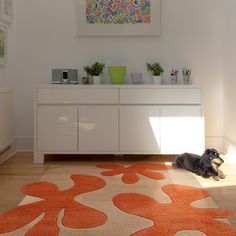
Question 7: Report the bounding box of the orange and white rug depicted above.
[0,161,236,236]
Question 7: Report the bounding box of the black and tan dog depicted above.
[172,149,226,181]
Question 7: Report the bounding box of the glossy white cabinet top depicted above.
[36,84,201,89]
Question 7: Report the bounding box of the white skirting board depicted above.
[0,137,32,164]
[0,141,16,165]
[15,136,34,152]
[223,137,236,164]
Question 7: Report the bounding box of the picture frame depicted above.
[0,0,13,24]
[0,24,7,65]
[77,0,161,36]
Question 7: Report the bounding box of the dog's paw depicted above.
[219,173,226,179]
[218,170,226,179]
[212,176,220,181]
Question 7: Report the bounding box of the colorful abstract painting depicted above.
[86,0,151,24]
[77,0,160,36]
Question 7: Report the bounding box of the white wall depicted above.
[222,0,236,157]
[11,0,223,147]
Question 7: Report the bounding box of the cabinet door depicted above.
[120,106,160,152]
[37,106,77,151]
[160,106,204,154]
[79,106,118,152]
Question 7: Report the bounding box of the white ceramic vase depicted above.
[153,76,161,84]
[93,76,101,85]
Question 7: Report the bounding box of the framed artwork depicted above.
[0,24,7,64]
[77,0,161,36]
[0,0,13,24]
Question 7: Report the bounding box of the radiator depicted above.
[0,88,14,153]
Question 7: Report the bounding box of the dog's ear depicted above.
[203,149,211,156]
[202,149,212,159]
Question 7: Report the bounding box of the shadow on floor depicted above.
[45,154,176,163]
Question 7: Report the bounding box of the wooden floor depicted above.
[0,152,236,227]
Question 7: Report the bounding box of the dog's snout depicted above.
[213,158,224,166]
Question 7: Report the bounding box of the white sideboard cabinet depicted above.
[78,105,119,152]
[34,85,204,163]
[37,105,77,151]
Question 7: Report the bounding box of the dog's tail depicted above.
[172,155,183,168]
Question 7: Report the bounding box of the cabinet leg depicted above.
[34,153,44,164]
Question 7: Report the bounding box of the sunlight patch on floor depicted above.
[225,147,236,164]
[193,163,236,189]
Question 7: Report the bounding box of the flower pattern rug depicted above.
[0,162,236,236]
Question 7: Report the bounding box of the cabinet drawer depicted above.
[120,88,202,104]
[37,88,118,104]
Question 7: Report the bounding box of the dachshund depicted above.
[172,149,226,181]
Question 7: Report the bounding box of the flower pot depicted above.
[170,75,178,84]
[81,76,90,85]
[93,76,101,85]
[130,73,142,84]
[153,76,162,84]
[108,66,127,84]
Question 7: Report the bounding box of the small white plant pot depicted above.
[93,76,101,85]
[153,76,161,84]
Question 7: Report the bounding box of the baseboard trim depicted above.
[0,136,33,164]
[15,136,34,152]
[223,137,236,163]
[205,136,224,152]
[0,141,17,165]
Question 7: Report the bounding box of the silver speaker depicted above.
[52,69,78,84]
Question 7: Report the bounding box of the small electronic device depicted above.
[62,70,68,83]
[52,69,78,84]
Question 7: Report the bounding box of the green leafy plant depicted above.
[84,62,105,76]
[146,62,164,76]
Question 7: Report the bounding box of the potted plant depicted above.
[108,66,127,84]
[83,62,105,84]
[146,62,164,84]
